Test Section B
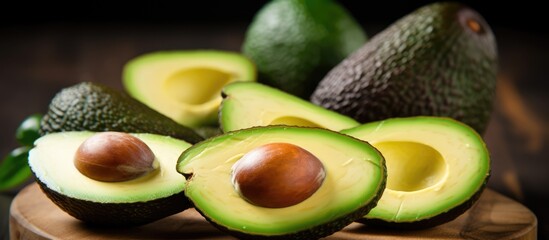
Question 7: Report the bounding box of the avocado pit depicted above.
[231,142,325,208]
[74,132,158,182]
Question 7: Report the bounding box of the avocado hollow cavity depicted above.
[374,141,447,192]
[164,67,233,106]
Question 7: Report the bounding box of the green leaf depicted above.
[15,114,43,147]
[0,146,32,191]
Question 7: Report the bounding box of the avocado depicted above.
[311,2,498,134]
[28,131,192,226]
[177,126,386,239]
[123,50,256,128]
[40,82,203,144]
[220,82,359,132]
[341,116,490,228]
[242,0,367,98]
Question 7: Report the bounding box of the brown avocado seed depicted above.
[231,142,326,208]
[74,132,157,182]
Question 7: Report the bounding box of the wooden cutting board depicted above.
[10,183,537,240]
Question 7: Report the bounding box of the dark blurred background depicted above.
[1,1,548,239]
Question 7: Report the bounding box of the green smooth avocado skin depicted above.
[242,0,367,99]
[123,50,256,128]
[220,82,360,133]
[39,82,203,144]
[29,132,192,226]
[312,2,498,134]
[342,117,490,228]
[177,126,386,239]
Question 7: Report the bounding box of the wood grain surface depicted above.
[10,183,537,240]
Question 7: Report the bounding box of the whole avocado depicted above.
[242,0,367,99]
[39,82,203,144]
[311,2,498,134]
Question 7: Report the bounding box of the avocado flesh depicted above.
[242,0,366,98]
[177,126,386,238]
[342,117,490,228]
[311,2,497,134]
[40,82,203,144]
[220,82,359,133]
[123,50,256,128]
[29,132,192,226]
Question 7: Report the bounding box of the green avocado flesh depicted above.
[220,82,359,133]
[29,132,192,225]
[123,50,256,128]
[342,117,490,228]
[177,126,386,238]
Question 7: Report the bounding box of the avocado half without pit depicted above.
[176,126,386,239]
[342,117,490,228]
[220,82,359,132]
[28,131,193,226]
[123,50,256,128]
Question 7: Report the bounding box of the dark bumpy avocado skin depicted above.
[311,2,497,134]
[40,82,203,144]
[35,179,190,226]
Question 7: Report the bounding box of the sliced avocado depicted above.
[220,82,359,132]
[311,2,498,134]
[242,0,366,98]
[342,117,490,228]
[40,82,203,144]
[29,131,192,226]
[177,126,386,239]
[123,50,256,128]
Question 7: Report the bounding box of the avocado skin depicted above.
[35,179,190,226]
[242,0,366,99]
[311,2,497,134]
[39,82,203,144]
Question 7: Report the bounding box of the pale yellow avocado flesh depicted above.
[28,132,191,203]
[220,82,360,132]
[123,51,256,128]
[342,117,490,223]
[177,126,385,235]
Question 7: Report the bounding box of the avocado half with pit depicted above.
[123,50,256,128]
[177,126,386,239]
[28,131,192,226]
[342,117,490,228]
[220,82,359,132]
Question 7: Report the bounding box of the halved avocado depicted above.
[341,117,490,228]
[177,126,386,239]
[28,132,192,226]
[123,50,256,128]
[220,82,359,132]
